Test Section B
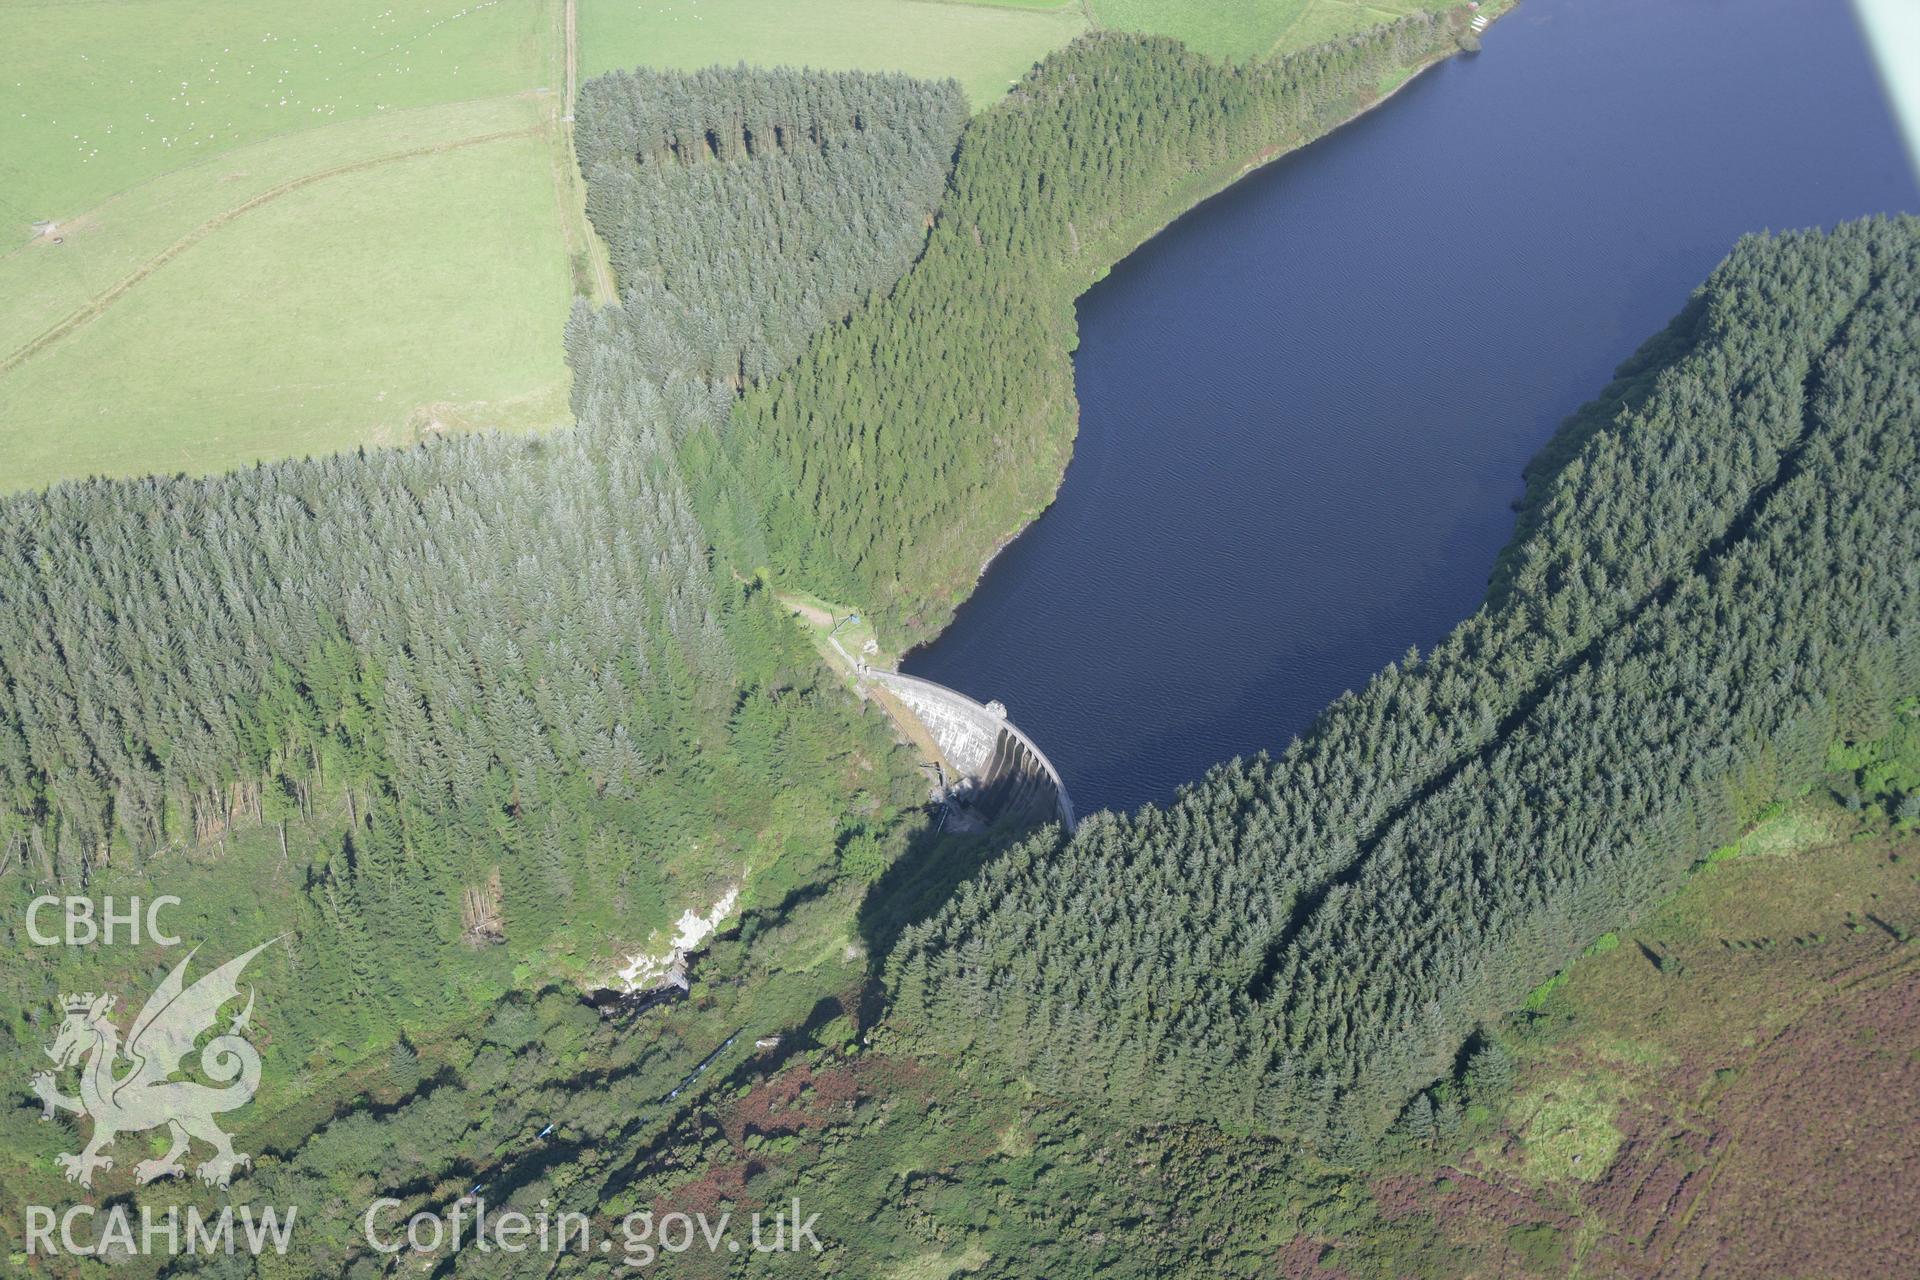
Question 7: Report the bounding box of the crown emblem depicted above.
[62,993,98,1013]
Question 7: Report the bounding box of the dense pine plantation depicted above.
[0,367,906,1094]
[575,67,967,388]
[707,18,1474,637]
[888,216,1920,1141]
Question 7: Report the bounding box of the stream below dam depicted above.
[904,0,1920,818]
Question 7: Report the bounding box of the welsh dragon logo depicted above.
[31,939,276,1189]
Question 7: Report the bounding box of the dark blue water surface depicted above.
[903,0,1919,818]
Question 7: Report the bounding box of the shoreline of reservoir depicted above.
[900,6,1512,665]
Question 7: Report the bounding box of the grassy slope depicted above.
[578,0,1462,116]
[0,116,571,485]
[949,0,1459,63]
[1,0,549,216]
[579,0,1089,109]
[0,0,581,493]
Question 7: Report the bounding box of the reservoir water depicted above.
[903,0,1920,818]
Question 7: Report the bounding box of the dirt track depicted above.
[0,126,538,379]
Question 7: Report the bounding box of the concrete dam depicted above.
[859,666,1076,834]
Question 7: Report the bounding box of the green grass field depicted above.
[1,0,552,218]
[579,0,1089,108]
[579,0,1465,116]
[1086,0,1457,62]
[0,105,571,486]
[0,0,590,493]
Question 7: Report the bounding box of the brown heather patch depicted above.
[1424,1168,1581,1238]
[722,1061,859,1146]
[657,1157,761,1216]
[1575,1110,1727,1277]
[851,1051,938,1098]
[1381,827,1920,1276]
[1276,1234,1350,1280]
[1368,1171,1432,1223]
[1656,967,1920,1279]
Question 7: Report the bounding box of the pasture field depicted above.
[578,0,1089,109]
[1,0,553,225]
[1086,0,1458,62]
[0,0,590,493]
[576,0,1468,121]
[0,111,571,488]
